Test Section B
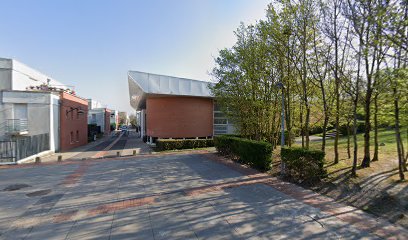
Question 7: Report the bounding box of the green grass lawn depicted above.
[294,127,407,163]
[280,127,408,228]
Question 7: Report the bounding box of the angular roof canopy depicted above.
[128,71,213,110]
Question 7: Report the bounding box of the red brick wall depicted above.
[146,96,213,138]
[60,92,88,152]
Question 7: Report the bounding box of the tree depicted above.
[211,0,407,179]
[129,114,137,128]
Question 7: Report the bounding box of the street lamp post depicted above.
[276,82,285,176]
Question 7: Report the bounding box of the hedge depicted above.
[156,139,214,151]
[281,147,326,183]
[214,135,273,171]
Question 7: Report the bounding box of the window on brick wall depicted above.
[70,131,74,143]
[76,130,79,142]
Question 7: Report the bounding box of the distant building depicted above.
[87,99,111,135]
[110,110,119,130]
[128,71,235,143]
[0,58,88,163]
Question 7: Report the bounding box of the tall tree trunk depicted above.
[302,13,310,149]
[334,87,340,163]
[305,104,310,149]
[372,92,379,161]
[351,42,362,177]
[361,75,372,168]
[404,133,407,171]
[351,97,359,177]
[394,86,405,180]
[300,102,304,148]
[334,3,340,164]
[286,38,292,147]
[347,119,351,159]
[322,115,328,152]
[286,87,292,147]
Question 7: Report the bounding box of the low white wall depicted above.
[16,149,54,164]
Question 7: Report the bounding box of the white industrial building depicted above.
[0,58,69,163]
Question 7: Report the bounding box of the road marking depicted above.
[92,133,124,159]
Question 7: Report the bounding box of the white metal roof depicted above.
[128,71,213,110]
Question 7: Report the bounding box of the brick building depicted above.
[128,71,235,143]
[59,92,88,152]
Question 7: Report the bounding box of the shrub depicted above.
[309,125,325,135]
[281,147,326,183]
[214,135,273,171]
[338,121,366,135]
[287,131,296,145]
[156,139,214,151]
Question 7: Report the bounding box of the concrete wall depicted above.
[59,92,88,152]
[50,94,60,151]
[146,96,213,138]
[1,92,50,135]
[0,91,59,151]
[0,69,12,90]
[0,100,13,140]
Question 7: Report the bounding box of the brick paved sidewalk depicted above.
[0,151,406,239]
[203,153,408,239]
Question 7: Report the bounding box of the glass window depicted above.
[214,112,225,118]
[214,125,227,131]
[214,119,227,124]
[214,130,228,135]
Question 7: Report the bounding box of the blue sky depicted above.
[0,0,270,113]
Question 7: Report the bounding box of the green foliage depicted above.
[129,114,137,127]
[279,131,296,145]
[156,139,214,151]
[377,68,408,127]
[338,121,366,135]
[281,147,326,183]
[210,0,407,178]
[214,135,273,171]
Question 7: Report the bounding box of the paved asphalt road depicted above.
[0,152,407,239]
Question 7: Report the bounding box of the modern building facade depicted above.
[128,71,235,142]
